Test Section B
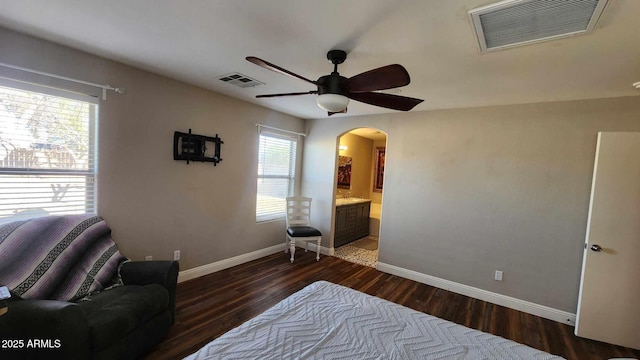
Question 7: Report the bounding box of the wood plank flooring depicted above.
[144,250,640,360]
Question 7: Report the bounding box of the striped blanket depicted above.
[0,214,126,301]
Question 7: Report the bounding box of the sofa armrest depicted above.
[120,260,179,324]
[120,260,179,289]
[0,300,90,360]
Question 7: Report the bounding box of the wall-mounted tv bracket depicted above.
[173,129,223,166]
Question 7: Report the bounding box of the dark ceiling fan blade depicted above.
[328,108,347,116]
[246,56,317,86]
[347,64,410,93]
[348,92,423,111]
[255,91,317,98]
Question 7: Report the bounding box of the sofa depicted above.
[0,215,179,360]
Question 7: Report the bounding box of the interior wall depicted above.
[302,96,640,313]
[336,133,373,199]
[0,27,305,270]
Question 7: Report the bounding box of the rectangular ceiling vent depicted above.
[218,73,264,88]
[469,0,609,53]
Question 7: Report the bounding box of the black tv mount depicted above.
[173,129,223,166]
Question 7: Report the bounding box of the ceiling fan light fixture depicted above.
[316,94,349,112]
[247,51,423,115]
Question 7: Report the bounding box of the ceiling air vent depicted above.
[469,0,609,53]
[218,73,264,88]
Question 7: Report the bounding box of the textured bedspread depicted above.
[185,281,564,360]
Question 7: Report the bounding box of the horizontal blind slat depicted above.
[0,84,97,224]
[256,132,297,222]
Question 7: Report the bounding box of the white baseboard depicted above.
[309,243,333,256]
[178,243,333,283]
[291,241,332,256]
[377,262,576,326]
[178,244,283,283]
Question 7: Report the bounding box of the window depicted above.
[256,128,298,222]
[0,81,98,225]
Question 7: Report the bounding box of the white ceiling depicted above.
[0,0,638,120]
[349,128,387,141]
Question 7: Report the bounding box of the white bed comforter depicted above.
[185,281,564,360]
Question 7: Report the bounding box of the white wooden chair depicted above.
[285,197,322,263]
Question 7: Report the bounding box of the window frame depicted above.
[256,127,300,223]
[0,78,99,224]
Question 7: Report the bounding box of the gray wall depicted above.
[301,97,640,312]
[0,27,304,270]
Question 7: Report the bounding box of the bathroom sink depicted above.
[336,197,371,206]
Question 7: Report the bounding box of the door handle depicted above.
[590,244,603,252]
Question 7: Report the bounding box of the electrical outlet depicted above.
[173,250,180,261]
[145,255,153,261]
[494,270,503,281]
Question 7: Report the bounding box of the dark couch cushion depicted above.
[78,284,169,350]
[94,309,172,360]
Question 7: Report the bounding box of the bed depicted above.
[185,281,564,359]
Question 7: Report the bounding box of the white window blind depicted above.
[256,128,298,222]
[0,82,98,225]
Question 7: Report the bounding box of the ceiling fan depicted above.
[246,50,423,116]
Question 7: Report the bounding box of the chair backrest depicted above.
[285,197,312,228]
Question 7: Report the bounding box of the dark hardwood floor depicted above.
[144,250,639,360]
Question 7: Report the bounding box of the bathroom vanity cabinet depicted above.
[335,200,370,247]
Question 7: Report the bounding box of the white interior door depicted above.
[575,132,640,349]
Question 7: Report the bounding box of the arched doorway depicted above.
[332,127,387,268]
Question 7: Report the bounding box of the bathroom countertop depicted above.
[335,198,372,206]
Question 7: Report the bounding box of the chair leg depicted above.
[289,238,296,263]
[305,241,309,252]
[315,237,321,261]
